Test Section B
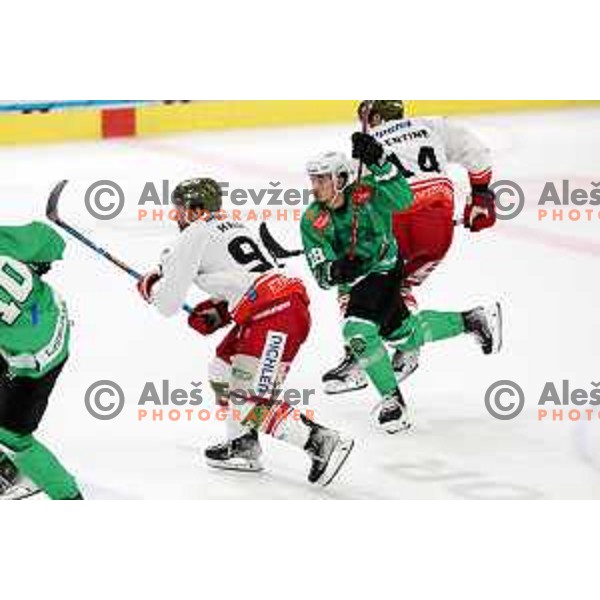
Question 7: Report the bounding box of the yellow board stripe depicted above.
[136,100,600,136]
[135,100,356,135]
[0,110,101,145]
[406,100,600,117]
[1,100,600,145]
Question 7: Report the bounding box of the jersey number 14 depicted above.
[389,145,441,178]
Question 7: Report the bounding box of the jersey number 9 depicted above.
[228,236,274,273]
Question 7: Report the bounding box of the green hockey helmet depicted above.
[172,178,223,212]
[357,100,405,125]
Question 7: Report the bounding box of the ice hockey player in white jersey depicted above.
[322,100,501,395]
[136,178,354,486]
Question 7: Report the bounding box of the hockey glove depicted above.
[464,186,497,232]
[137,270,162,303]
[351,132,384,167]
[188,299,232,336]
[329,256,364,285]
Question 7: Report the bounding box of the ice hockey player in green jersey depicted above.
[301,133,502,432]
[0,221,82,499]
[320,101,501,396]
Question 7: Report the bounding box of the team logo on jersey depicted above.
[311,210,331,232]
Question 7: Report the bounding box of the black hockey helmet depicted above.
[172,178,223,212]
[358,100,405,125]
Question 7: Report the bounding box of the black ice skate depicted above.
[322,346,368,395]
[0,475,43,500]
[391,348,420,383]
[0,452,17,495]
[377,389,412,434]
[205,429,264,472]
[303,418,354,487]
[463,302,503,355]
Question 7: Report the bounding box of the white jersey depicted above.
[151,218,277,317]
[369,116,492,197]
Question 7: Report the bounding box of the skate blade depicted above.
[483,301,503,355]
[316,438,355,487]
[206,458,264,473]
[381,420,413,435]
[493,301,503,354]
[324,380,369,396]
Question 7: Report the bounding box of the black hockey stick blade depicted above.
[46,179,69,222]
[259,222,304,259]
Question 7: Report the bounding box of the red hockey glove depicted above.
[351,184,374,206]
[137,270,162,303]
[188,299,232,336]
[464,186,497,233]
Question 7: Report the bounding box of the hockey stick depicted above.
[46,180,193,315]
[259,222,304,260]
[348,101,373,259]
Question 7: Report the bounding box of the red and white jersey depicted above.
[151,218,306,323]
[369,116,493,210]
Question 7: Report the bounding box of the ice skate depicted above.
[463,302,503,355]
[322,347,368,395]
[205,429,264,472]
[391,348,420,383]
[0,476,43,501]
[0,452,18,495]
[303,420,354,487]
[377,389,412,434]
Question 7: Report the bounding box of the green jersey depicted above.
[300,161,413,289]
[0,222,70,379]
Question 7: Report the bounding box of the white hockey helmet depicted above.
[306,151,355,190]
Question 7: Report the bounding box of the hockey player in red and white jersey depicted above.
[137,178,353,486]
[323,100,500,395]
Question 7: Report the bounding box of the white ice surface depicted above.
[1,109,599,499]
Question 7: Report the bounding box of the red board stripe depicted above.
[101,107,136,138]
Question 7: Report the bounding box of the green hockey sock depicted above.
[388,311,466,353]
[343,318,398,397]
[0,427,81,500]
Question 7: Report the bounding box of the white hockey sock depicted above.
[263,404,311,450]
[225,406,247,440]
